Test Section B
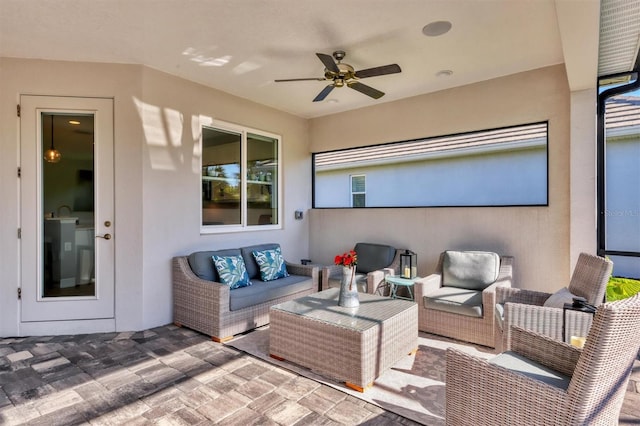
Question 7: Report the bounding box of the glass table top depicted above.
[270,288,416,331]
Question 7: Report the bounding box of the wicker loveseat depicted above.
[173,243,319,342]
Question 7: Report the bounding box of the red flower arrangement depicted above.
[334,250,358,268]
[334,250,358,291]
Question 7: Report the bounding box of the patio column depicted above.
[569,88,598,271]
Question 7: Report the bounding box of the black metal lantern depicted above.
[400,250,417,279]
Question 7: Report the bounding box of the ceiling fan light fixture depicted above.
[422,21,452,37]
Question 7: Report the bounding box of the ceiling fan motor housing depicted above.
[333,50,346,61]
[324,63,355,84]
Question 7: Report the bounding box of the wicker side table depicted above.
[269,288,418,392]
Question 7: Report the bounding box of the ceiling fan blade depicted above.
[313,84,335,102]
[275,77,326,82]
[348,81,385,99]
[316,53,340,73]
[354,64,402,79]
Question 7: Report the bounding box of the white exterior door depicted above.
[20,95,115,328]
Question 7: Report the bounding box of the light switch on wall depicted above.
[294,210,303,220]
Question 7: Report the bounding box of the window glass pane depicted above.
[314,122,548,208]
[202,127,241,226]
[352,193,366,208]
[247,133,278,226]
[42,112,96,297]
[351,175,365,192]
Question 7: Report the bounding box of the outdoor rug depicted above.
[226,327,496,425]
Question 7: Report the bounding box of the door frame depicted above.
[19,95,116,335]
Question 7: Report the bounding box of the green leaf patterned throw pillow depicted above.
[212,255,251,289]
[252,247,289,281]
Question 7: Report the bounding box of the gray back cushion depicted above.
[241,243,281,279]
[187,248,242,282]
[354,242,396,274]
[443,250,500,290]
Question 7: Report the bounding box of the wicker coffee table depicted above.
[269,288,418,392]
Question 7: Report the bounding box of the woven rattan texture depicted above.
[415,254,513,348]
[496,252,612,350]
[173,256,318,340]
[269,289,418,388]
[445,293,640,425]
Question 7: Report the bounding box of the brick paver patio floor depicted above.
[0,324,637,425]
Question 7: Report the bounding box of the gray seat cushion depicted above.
[489,351,571,390]
[188,249,242,282]
[229,274,313,311]
[354,242,396,274]
[542,287,577,308]
[443,251,500,291]
[423,286,483,317]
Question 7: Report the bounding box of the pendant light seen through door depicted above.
[44,114,61,163]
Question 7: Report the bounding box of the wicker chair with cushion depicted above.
[413,250,513,348]
[321,242,403,294]
[446,293,640,426]
[495,252,613,351]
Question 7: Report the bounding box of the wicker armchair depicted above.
[446,293,640,426]
[321,242,403,294]
[414,251,513,348]
[495,252,612,351]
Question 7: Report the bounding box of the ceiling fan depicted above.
[275,50,402,102]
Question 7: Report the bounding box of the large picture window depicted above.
[313,122,548,208]
[201,120,280,232]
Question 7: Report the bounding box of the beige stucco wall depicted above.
[308,65,571,292]
[138,67,311,329]
[0,58,311,336]
[0,58,145,336]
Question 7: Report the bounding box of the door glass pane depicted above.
[247,133,278,226]
[202,127,242,225]
[42,113,95,297]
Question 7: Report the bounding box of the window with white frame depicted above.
[313,122,548,208]
[351,175,366,207]
[201,121,280,232]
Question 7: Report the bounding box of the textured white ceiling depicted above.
[0,0,601,118]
